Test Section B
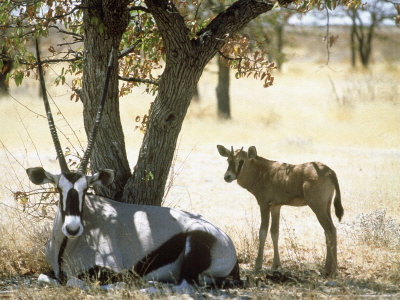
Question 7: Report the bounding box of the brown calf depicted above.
[217,145,343,277]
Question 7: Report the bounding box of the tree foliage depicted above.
[2,0,362,207]
[0,0,361,90]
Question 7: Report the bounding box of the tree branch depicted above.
[36,56,82,65]
[118,76,159,86]
[144,0,191,52]
[196,0,295,52]
[48,25,84,40]
[119,40,141,58]
[35,4,88,21]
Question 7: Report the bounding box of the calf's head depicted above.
[217,145,257,182]
[26,167,114,238]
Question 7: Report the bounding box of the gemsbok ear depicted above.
[248,146,257,159]
[87,169,115,187]
[26,167,60,185]
[217,145,230,157]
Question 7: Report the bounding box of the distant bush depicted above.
[349,209,400,250]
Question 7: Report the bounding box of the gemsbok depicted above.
[27,41,240,288]
[217,145,344,277]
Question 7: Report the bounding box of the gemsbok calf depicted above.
[27,41,239,288]
[217,145,344,277]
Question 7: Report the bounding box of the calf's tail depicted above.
[331,171,344,221]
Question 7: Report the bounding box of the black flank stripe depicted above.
[181,230,216,283]
[134,232,187,276]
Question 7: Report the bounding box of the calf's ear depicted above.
[87,169,115,187]
[217,145,230,157]
[26,167,59,185]
[248,146,257,159]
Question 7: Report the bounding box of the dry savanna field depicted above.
[0,26,399,298]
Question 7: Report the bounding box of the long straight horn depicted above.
[78,47,114,174]
[35,39,69,173]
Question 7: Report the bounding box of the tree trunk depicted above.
[349,9,357,68]
[122,53,206,205]
[350,8,375,69]
[350,25,356,67]
[77,0,293,206]
[216,56,231,119]
[121,0,287,206]
[81,0,131,200]
[275,23,284,70]
[360,22,375,68]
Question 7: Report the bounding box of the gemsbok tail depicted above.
[331,170,344,221]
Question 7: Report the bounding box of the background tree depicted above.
[216,55,231,119]
[244,8,295,71]
[196,0,233,119]
[347,0,397,68]
[197,1,294,119]
[1,0,355,207]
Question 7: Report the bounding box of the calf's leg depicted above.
[255,204,270,271]
[314,209,337,277]
[306,187,338,277]
[270,206,282,269]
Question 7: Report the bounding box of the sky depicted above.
[288,1,398,26]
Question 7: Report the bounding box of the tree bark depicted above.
[216,56,231,119]
[360,20,375,68]
[350,9,357,68]
[350,27,356,67]
[275,23,284,70]
[81,0,131,200]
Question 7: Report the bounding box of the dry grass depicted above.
[0,26,399,298]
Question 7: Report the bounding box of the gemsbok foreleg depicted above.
[255,203,270,271]
[270,206,282,269]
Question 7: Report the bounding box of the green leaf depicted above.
[14,71,24,86]
[91,16,99,25]
[272,1,280,10]
[99,23,105,34]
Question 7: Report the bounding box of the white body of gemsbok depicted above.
[27,41,239,287]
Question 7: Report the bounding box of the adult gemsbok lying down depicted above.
[26,41,239,287]
[217,145,344,277]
